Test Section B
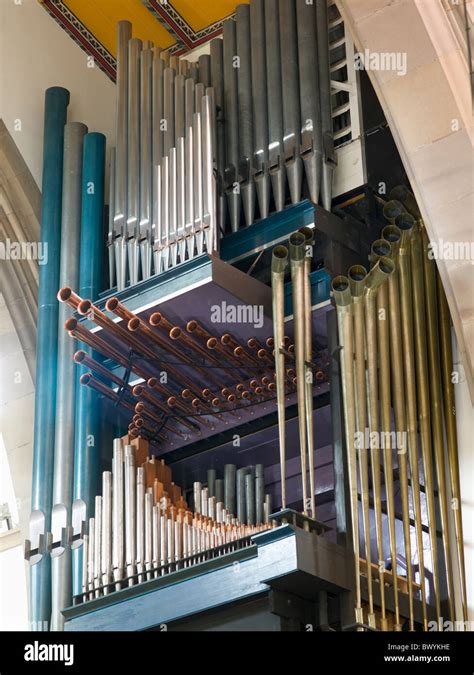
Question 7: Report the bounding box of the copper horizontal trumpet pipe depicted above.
[233,346,262,369]
[105,297,137,323]
[80,372,123,404]
[169,327,222,366]
[128,317,185,362]
[256,348,274,365]
[206,337,243,367]
[135,402,188,440]
[166,397,207,431]
[210,397,240,420]
[65,318,124,364]
[57,286,83,310]
[190,399,219,424]
[74,351,125,388]
[149,312,175,334]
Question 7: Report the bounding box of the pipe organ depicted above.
[25,0,469,636]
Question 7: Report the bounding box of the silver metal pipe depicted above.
[201,487,209,517]
[193,482,202,514]
[279,0,303,204]
[223,18,241,232]
[296,0,322,206]
[160,512,168,573]
[175,73,185,141]
[93,496,102,597]
[265,0,286,212]
[101,471,112,594]
[87,517,95,601]
[236,4,256,227]
[114,21,132,291]
[144,491,153,580]
[127,38,142,286]
[215,479,224,505]
[185,77,195,130]
[316,0,335,211]
[245,473,256,526]
[198,54,211,88]
[224,464,236,517]
[167,514,175,565]
[152,163,162,274]
[161,155,170,271]
[169,146,178,268]
[136,467,145,583]
[51,121,87,631]
[112,439,124,589]
[152,504,160,577]
[207,469,216,498]
[152,50,164,169]
[184,123,195,260]
[210,38,226,233]
[250,0,270,218]
[108,147,116,289]
[255,464,264,524]
[140,47,153,280]
[82,533,89,600]
[192,110,204,257]
[201,93,217,254]
[124,445,136,585]
[236,468,247,524]
[163,67,175,156]
[264,494,272,524]
[176,135,186,263]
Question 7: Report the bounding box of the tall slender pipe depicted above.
[364,256,395,632]
[422,229,455,620]
[331,276,363,628]
[72,132,105,597]
[223,18,241,232]
[371,237,401,631]
[289,232,309,514]
[264,0,286,212]
[250,0,270,218]
[382,224,415,630]
[437,276,468,622]
[126,38,142,286]
[30,86,70,631]
[140,47,153,280]
[279,0,303,205]
[348,264,375,629]
[316,0,335,211]
[114,21,131,291]
[210,39,226,233]
[296,0,322,206]
[51,121,87,631]
[411,222,442,622]
[236,4,256,227]
[395,213,429,629]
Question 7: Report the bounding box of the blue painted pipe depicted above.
[72,133,106,595]
[30,86,70,630]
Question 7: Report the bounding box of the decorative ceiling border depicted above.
[143,0,232,54]
[41,0,117,81]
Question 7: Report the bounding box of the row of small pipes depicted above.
[81,441,273,601]
[58,289,328,445]
[332,186,467,631]
[109,0,334,290]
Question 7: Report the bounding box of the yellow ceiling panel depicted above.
[64,0,175,55]
[172,0,244,32]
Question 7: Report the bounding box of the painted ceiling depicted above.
[40,0,243,81]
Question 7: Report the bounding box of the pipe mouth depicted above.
[288,232,306,261]
[135,402,144,413]
[212,398,220,407]
[348,265,367,283]
[257,349,267,359]
[132,385,144,396]
[382,224,401,243]
[371,239,391,258]
[207,337,217,349]
[167,397,176,406]
[234,346,244,357]
[248,338,257,348]
[182,389,192,398]
[389,185,409,203]
[191,399,200,408]
[202,388,212,397]
[383,200,405,223]
[396,213,415,232]
[65,317,78,331]
[78,300,92,315]
[250,379,258,388]
[186,320,197,332]
[331,275,352,307]
[236,383,245,392]
[227,394,236,403]
[379,256,395,275]
[147,377,157,387]
[315,370,325,381]
[128,318,140,331]
[298,226,314,244]
[57,287,73,302]
[105,297,119,312]
[74,351,86,363]
[221,334,231,345]
[80,373,91,385]
[149,312,161,326]
[170,327,181,339]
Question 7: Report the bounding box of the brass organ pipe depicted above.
[421,228,455,620]
[371,237,402,631]
[437,275,468,622]
[299,226,316,518]
[331,276,363,627]
[289,233,309,515]
[363,255,396,632]
[410,221,442,623]
[271,245,289,509]
[395,213,429,630]
[349,264,376,629]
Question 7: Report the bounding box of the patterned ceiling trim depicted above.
[41,0,117,81]
[143,0,232,54]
